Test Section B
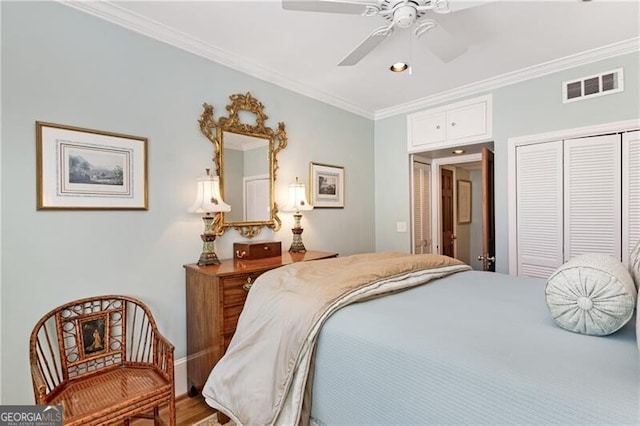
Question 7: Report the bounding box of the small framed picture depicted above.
[309,162,344,208]
[36,121,148,210]
[79,315,108,357]
[457,179,471,224]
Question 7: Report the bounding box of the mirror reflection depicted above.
[222,132,270,222]
[198,92,287,238]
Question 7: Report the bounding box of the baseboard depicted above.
[174,356,188,397]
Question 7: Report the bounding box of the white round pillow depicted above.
[545,254,637,336]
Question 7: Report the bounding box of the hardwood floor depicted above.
[130,394,217,425]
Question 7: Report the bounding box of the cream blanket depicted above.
[202,252,470,426]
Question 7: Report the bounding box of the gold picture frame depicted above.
[36,121,148,210]
[457,179,471,224]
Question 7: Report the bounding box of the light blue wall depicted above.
[374,114,411,251]
[375,51,640,273]
[0,1,374,403]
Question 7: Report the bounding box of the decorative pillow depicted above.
[545,254,637,336]
[629,240,640,291]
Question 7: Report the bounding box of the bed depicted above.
[202,252,639,425]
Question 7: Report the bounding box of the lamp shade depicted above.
[189,170,231,213]
[283,178,313,213]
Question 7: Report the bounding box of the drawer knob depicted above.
[242,277,253,291]
[451,122,456,127]
[236,250,246,259]
[436,125,440,130]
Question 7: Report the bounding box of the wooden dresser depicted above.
[184,250,338,395]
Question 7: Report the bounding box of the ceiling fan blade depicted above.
[338,25,393,66]
[282,0,376,14]
[420,21,467,63]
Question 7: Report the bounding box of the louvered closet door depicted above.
[516,141,564,277]
[413,161,432,254]
[564,134,621,261]
[623,130,640,264]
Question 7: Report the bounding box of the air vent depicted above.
[563,68,623,103]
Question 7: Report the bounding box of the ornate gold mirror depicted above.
[198,93,287,238]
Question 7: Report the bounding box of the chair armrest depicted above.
[29,358,48,403]
[153,331,175,380]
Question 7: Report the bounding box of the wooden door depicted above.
[481,147,495,271]
[441,168,454,257]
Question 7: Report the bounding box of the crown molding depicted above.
[59,1,637,122]
[375,37,640,119]
[58,0,375,119]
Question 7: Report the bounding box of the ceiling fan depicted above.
[282,0,468,66]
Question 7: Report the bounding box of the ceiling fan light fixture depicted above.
[390,62,409,73]
[393,6,417,28]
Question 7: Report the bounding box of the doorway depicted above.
[441,168,455,257]
[411,146,495,271]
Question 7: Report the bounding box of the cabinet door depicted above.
[623,130,640,265]
[407,110,446,151]
[446,102,487,141]
[516,141,564,277]
[564,134,621,261]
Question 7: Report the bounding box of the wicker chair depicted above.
[29,295,175,426]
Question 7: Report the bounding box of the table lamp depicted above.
[189,169,231,265]
[283,177,313,253]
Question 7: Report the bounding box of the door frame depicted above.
[507,118,640,275]
[431,153,481,256]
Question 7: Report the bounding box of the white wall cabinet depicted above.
[407,95,492,153]
[514,131,638,278]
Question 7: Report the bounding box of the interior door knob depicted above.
[478,254,496,262]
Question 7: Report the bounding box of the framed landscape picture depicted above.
[457,179,471,224]
[36,121,148,210]
[309,162,344,208]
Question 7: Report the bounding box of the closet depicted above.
[515,130,639,278]
[412,160,431,254]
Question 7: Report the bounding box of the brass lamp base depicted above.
[289,212,307,253]
[198,233,221,265]
[197,214,221,266]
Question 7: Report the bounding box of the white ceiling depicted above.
[66,0,640,118]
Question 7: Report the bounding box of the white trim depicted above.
[174,356,188,397]
[376,38,640,119]
[507,118,640,275]
[57,0,638,121]
[431,154,482,256]
[57,0,374,119]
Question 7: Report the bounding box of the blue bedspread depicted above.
[311,270,639,425]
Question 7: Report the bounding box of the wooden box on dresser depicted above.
[184,250,338,395]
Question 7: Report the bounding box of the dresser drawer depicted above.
[221,273,262,307]
[223,304,244,335]
[185,251,338,393]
